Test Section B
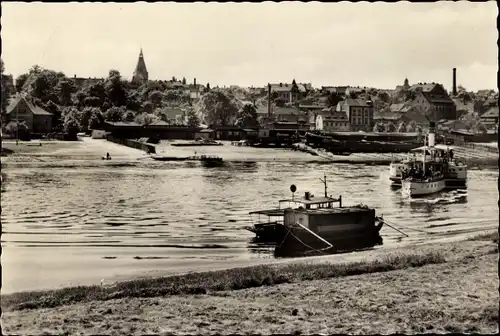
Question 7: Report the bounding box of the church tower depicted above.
[132,48,149,84]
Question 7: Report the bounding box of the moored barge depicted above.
[245,177,384,257]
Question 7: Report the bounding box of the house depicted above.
[408,82,457,120]
[274,107,309,124]
[155,107,185,125]
[5,95,53,133]
[269,82,300,103]
[321,86,336,95]
[195,128,214,140]
[72,75,105,88]
[400,110,429,129]
[452,98,475,118]
[345,87,365,98]
[479,106,499,130]
[315,110,349,132]
[337,98,375,132]
[373,109,402,124]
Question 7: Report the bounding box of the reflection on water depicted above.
[1,148,498,293]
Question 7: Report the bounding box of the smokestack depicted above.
[428,121,436,147]
[267,83,271,117]
[452,68,457,96]
[194,78,197,87]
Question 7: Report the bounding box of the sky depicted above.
[2,2,498,91]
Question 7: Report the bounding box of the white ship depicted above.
[389,129,467,189]
[401,126,447,197]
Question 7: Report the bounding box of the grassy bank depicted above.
[2,233,497,313]
[2,235,497,335]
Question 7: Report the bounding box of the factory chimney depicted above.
[267,83,272,117]
[452,68,457,96]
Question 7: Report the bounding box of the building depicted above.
[268,80,311,103]
[269,82,300,103]
[71,75,105,88]
[345,87,365,98]
[337,98,375,132]
[132,48,149,85]
[154,107,185,125]
[452,98,475,118]
[5,95,53,133]
[373,109,402,124]
[479,106,499,130]
[315,110,349,132]
[408,82,456,120]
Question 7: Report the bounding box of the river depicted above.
[1,139,498,293]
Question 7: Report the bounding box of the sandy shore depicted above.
[2,234,498,335]
[1,137,147,161]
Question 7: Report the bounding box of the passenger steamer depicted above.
[389,123,467,188]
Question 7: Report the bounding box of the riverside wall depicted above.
[106,135,156,154]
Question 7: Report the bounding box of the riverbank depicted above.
[1,138,146,161]
[2,232,498,335]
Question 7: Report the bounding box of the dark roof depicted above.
[343,98,372,107]
[6,96,52,116]
[299,104,326,110]
[373,110,401,120]
[270,83,293,92]
[410,83,438,92]
[105,121,141,127]
[481,106,499,118]
[274,107,303,115]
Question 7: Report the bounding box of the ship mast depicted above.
[319,173,328,197]
[423,133,426,173]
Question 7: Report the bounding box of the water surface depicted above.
[1,142,497,293]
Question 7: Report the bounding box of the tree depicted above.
[148,90,163,108]
[80,107,102,130]
[62,107,81,140]
[327,92,342,107]
[124,110,136,122]
[235,103,259,129]
[44,100,63,130]
[197,89,240,127]
[396,121,407,133]
[377,91,390,103]
[125,90,142,112]
[104,106,125,122]
[386,122,397,133]
[1,59,13,117]
[134,113,158,125]
[373,122,385,133]
[475,122,488,134]
[5,121,30,140]
[88,109,105,130]
[56,80,76,106]
[186,107,200,128]
[105,69,128,107]
[15,73,30,93]
[406,120,417,132]
[182,77,187,85]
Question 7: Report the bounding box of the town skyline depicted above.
[2,2,497,92]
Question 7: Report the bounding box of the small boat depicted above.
[150,155,189,161]
[245,176,384,257]
[151,154,224,166]
[193,155,224,167]
[171,139,223,147]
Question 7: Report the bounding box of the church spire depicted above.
[132,48,149,84]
